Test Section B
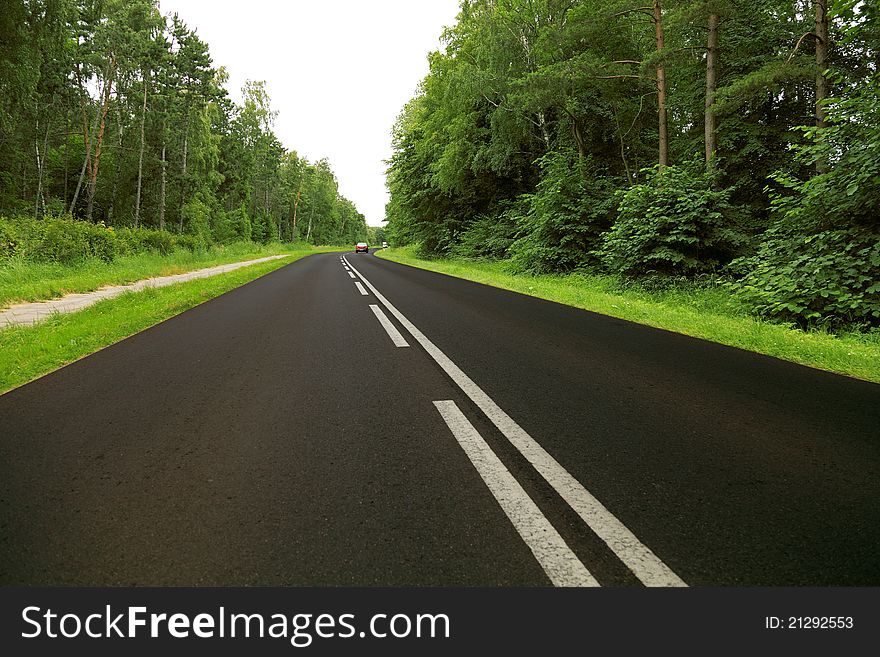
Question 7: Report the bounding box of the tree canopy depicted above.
[385,0,879,328]
[0,0,368,246]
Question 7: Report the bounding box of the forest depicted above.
[0,0,369,260]
[386,0,879,330]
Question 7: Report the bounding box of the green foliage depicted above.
[383,0,880,331]
[597,163,744,278]
[31,218,117,264]
[0,220,18,259]
[0,215,206,263]
[115,227,175,256]
[731,67,880,328]
[509,152,616,274]
[181,197,213,242]
[0,1,365,252]
[250,212,277,245]
[227,206,252,243]
[449,211,518,261]
[731,228,880,328]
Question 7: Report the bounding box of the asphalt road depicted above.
[1,252,878,586]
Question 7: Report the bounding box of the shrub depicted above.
[85,222,118,262]
[597,162,744,278]
[210,209,236,244]
[449,210,518,260]
[508,152,615,274]
[730,70,880,329]
[228,206,252,242]
[139,229,176,255]
[251,212,271,244]
[182,198,211,242]
[730,227,880,328]
[28,219,78,263]
[113,227,146,256]
[0,220,19,259]
[175,234,205,252]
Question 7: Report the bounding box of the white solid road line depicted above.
[355,282,368,296]
[434,400,598,587]
[369,304,410,347]
[344,255,687,587]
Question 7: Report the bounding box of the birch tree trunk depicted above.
[159,140,166,231]
[815,0,829,174]
[70,96,101,215]
[159,120,166,232]
[705,12,719,169]
[135,79,147,228]
[291,186,301,240]
[63,105,70,208]
[653,0,668,169]
[34,119,50,219]
[178,106,190,231]
[85,59,117,222]
[815,0,828,130]
[108,108,124,223]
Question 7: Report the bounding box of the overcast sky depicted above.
[156,0,460,226]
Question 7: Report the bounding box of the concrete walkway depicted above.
[0,254,290,329]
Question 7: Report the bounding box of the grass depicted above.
[0,248,334,394]
[376,247,880,384]
[0,241,341,308]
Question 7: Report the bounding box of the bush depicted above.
[210,209,236,244]
[181,197,213,242]
[138,229,176,255]
[0,213,285,266]
[85,222,117,262]
[175,234,205,252]
[0,220,19,259]
[730,228,880,328]
[228,206,252,242]
[597,162,744,278]
[251,212,273,244]
[508,152,615,274]
[449,210,518,260]
[729,70,880,329]
[31,218,118,264]
[113,227,145,256]
[0,216,210,263]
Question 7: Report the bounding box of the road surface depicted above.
[1,252,878,585]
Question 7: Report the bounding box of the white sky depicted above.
[156,0,460,226]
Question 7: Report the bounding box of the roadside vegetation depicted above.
[385,1,879,342]
[377,247,880,383]
[0,1,367,393]
[0,215,335,307]
[1,1,369,250]
[0,251,324,394]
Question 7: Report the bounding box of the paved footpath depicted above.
[0,254,290,328]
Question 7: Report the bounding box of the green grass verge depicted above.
[376,247,880,383]
[0,249,328,394]
[0,242,343,308]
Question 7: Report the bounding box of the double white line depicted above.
[343,258,407,346]
[343,255,686,587]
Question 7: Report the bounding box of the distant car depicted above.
[382,241,388,248]
[355,242,369,253]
